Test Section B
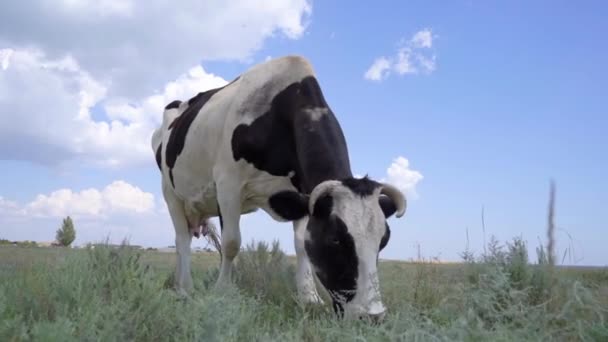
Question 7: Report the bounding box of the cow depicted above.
[151,55,407,322]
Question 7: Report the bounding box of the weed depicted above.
[0,233,606,341]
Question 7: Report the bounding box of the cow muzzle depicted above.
[361,310,386,325]
[342,299,387,324]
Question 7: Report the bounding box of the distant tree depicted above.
[56,216,76,247]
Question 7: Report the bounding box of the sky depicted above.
[1,0,606,266]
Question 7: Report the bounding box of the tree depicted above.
[56,216,76,247]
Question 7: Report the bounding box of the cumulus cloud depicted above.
[1,181,177,248]
[0,48,12,70]
[1,180,155,219]
[0,1,311,168]
[0,0,312,98]
[57,0,135,17]
[382,156,423,200]
[104,64,229,127]
[363,57,391,82]
[0,47,229,168]
[364,28,437,82]
[355,156,423,200]
[411,29,433,48]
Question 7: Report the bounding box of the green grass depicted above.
[1,237,607,341]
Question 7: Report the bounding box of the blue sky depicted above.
[1,1,606,266]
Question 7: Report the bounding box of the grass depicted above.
[1,234,607,341]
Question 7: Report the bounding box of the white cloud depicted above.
[416,54,436,73]
[364,28,437,82]
[382,156,423,200]
[0,1,312,168]
[99,181,156,214]
[394,49,415,75]
[411,29,433,48]
[364,56,391,81]
[26,188,105,218]
[0,48,12,70]
[0,0,312,99]
[1,181,177,248]
[2,180,155,219]
[355,156,423,200]
[104,64,229,127]
[0,47,229,168]
[57,0,135,17]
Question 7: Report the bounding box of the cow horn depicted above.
[380,183,407,218]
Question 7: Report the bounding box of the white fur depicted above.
[293,217,324,304]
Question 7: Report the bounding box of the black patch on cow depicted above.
[186,92,208,107]
[380,223,391,251]
[333,301,345,317]
[217,202,223,232]
[312,193,333,219]
[231,76,352,194]
[165,77,239,188]
[305,215,358,307]
[168,170,175,188]
[164,100,181,110]
[378,195,397,218]
[341,176,380,197]
[268,191,309,221]
[155,143,162,171]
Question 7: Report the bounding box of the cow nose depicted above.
[362,311,386,325]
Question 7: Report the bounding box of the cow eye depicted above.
[331,238,340,245]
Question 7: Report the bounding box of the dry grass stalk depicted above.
[547,180,556,267]
[482,205,487,256]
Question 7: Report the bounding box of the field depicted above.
[1,237,607,341]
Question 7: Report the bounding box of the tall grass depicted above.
[0,242,266,341]
[1,236,606,341]
[1,185,607,341]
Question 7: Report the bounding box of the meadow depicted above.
[1,233,607,342]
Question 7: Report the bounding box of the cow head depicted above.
[269,176,406,322]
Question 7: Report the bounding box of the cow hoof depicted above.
[174,287,191,301]
[213,276,233,292]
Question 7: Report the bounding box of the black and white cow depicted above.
[151,55,406,321]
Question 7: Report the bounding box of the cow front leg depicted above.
[214,181,242,288]
[294,217,324,305]
[162,183,193,296]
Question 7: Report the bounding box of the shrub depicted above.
[55,216,76,247]
[15,240,38,248]
[232,240,297,307]
[0,240,269,341]
[1,237,606,341]
[443,233,608,340]
[411,245,444,312]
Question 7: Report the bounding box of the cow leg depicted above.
[214,180,242,287]
[162,183,193,296]
[294,217,324,304]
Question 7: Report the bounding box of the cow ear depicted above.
[378,195,397,218]
[268,191,310,221]
[312,193,333,219]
